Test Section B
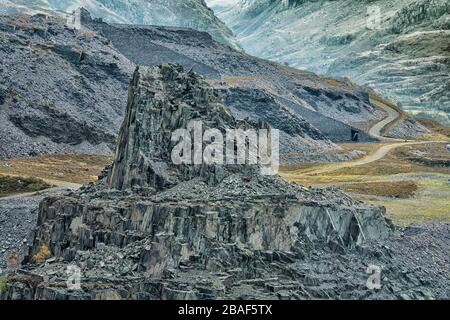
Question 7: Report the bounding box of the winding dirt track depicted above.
[281,98,432,178]
[281,141,430,178]
[368,97,402,141]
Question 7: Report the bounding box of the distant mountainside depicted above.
[0,9,423,161]
[0,10,412,161]
[207,0,450,124]
[0,0,241,50]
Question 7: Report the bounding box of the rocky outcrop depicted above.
[107,65,242,191]
[1,64,396,300]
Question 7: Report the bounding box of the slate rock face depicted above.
[107,64,250,191]
[1,64,397,300]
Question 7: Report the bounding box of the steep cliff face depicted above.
[0,0,241,50]
[106,65,264,191]
[1,65,398,300]
[208,0,450,124]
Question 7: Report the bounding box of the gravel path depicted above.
[280,141,440,178]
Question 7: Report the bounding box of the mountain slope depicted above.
[0,0,241,50]
[0,13,134,158]
[207,0,450,124]
[0,11,424,161]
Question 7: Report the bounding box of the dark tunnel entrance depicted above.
[351,129,359,142]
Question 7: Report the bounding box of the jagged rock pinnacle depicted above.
[107,64,273,191]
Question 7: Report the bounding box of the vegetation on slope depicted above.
[0,153,112,185]
[0,175,50,197]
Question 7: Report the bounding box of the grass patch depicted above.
[279,162,319,172]
[0,153,112,185]
[320,76,342,87]
[359,179,450,225]
[0,175,51,197]
[0,276,6,295]
[32,246,51,264]
[416,118,450,138]
[343,181,418,199]
[218,76,257,86]
[394,143,450,167]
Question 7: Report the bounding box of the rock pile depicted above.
[1,64,394,300]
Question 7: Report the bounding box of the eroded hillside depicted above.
[0,11,411,161]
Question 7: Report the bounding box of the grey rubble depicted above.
[3,65,448,300]
[0,187,72,270]
[1,11,394,162]
[2,65,398,299]
[0,13,134,159]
